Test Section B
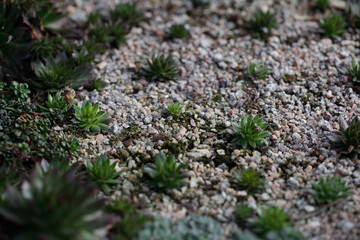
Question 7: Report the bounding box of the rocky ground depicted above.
[65,0,360,239]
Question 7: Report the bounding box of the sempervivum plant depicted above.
[247,62,269,80]
[38,92,70,121]
[328,116,360,157]
[85,156,121,195]
[309,176,352,204]
[31,52,94,90]
[231,168,266,194]
[248,10,277,36]
[111,3,143,26]
[166,24,189,41]
[142,54,179,81]
[232,115,271,149]
[0,164,112,239]
[320,14,346,38]
[144,152,187,192]
[254,206,292,237]
[346,59,360,83]
[72,101,109,132]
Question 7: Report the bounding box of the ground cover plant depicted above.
[142,54,179,81]
[319,14,347,38]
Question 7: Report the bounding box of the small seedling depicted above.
[144,152,187,192]
[166,24,189,41]
[38,92,70,120]
[72,101,109,132]
[314,0,329,12]
[247,62,269,80]
[319,14,346,38]
[231,168,266,194]
[248,10,277,35]
[254,206,292,236]
[11,81,30,99]
[166,102,182,117]
[345,59,360,83]
[232,115,271,149]
[85,156,121,195]
[309,176,352,204]
[235,204,253,224]
[328,116,360,157]
[142,54,179,81]
[111,3,143,26]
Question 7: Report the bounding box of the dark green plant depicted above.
[38,92,70,120]
[254,206,292,236]
[345,58,360,83]
[235,204,253,224]
[231,168,266,194]
[11,81,30,99]
[192,0,212,8]
[85,155,121,195]
[320,14,346,38]
[86,78,107,91]
[328,116,360,156]
[72,101,109,132]
[136,214,224,240]
[31,52,94,90]
[144,152,187,192]
[247,62,269,80]
[90,22,128,48]
[166,102,182,117]
[111,3,143,26]
[0,164,112,240]
[106,200,148,240]
[248,10,277,35]
[142,54,179,81]
[232,115,271,149]
[309,176,352,204]
[166,24,189,41]
[314,0,329,12]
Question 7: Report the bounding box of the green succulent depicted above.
[111,3,143,26]
[144,152,187,192]
[192,0,212,8]
[248,10,277,35]
[85,155,121,195]
[232,115,271,149]
[247,62,269,80]
[166,102,182,117]
[309,176,352,204]
[86,78,107,91]
[90,22,128,48]
[142,54,179,81]
[314,0,329,12]
[11,81,30,99]
[320,14,346,38]
[231,168,266,194]
[166,24,189,41]
[72,101,109,132]
[0,164,112,240]
[346,58,360,83]
[328,116,360,156]
[31,52,94,90]
[31,36,65,59]
[254,206,292,236]
[235,204,253,224]
[38,92,70,120]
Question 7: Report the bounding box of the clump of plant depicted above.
[142,54,179,81]
[166,102,182,117]
[345,58,360,83]
[319,14,346,38]
[72,101,109,132]
[309,176,352,204]
[136,214,224,240]
[247,62,269,80]
[10,81,31,100]
[166,24,189,41]
[111,3,143,26]
[254,206,292,236]
[0,163,112,239]
[90,22,128,48]
[192,0,212,8]
[235,204,253,224]
[232,115,271,149]
[328,116,360,157]
[38,92,70,121]
[248,10,277,36]
[231,168,266,194]
[85,156,121,195]
[86,78,107,91]
[106,200,148,240]
[31,52,95,90]
[144,152,187,192]
[314,0,329,12]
